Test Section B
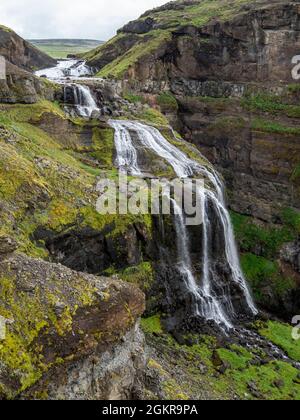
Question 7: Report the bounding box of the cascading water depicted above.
[35,59,256,329]
[36,59,93,80]
[108,119,258,330]
[64,84,99,118]
[36,59,99,118]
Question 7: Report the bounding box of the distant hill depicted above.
[29,39,104,59]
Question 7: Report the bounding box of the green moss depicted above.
[0,268,97,397]
[242,93,300,118]
[143,319,300,400]
[227,360,300,400]
[241,254,295,301]
[89,127,115,167]
[141,315,163,335]
[252,118,300,136]
[97,30,172,79]
[231,211,294,258]
[119,262,154,292]
[123,91,144,104]
[259,321,300,362]
[157,92,178,112]
[217,346,253,370]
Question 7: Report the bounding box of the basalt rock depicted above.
[0,61,57,104]
[0,252,145,399]
[0,235,17,255]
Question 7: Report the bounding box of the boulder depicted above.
[0,253,145,399]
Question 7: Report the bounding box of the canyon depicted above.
[0,0,300,401]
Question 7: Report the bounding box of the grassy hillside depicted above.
[83,0,269,78]
[29,39,104,59]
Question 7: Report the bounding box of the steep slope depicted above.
[0,26,56,71]
[84,0,288,78]
[84,0,300,317]
[0,26,58,104]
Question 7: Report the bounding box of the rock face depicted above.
[0,26,56,71]
[0,249,145,399]
[0,61,57,103]
[83,0,300,320]
[84,0,300,222]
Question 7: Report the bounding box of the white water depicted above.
[109,119,258,329]
[68,84,99,118]
[36,60,99,118]
[108,120,141,175]
[35,60,93,80]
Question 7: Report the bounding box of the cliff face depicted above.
[0,245,145,399]
[0,26,56,71]
[84,0,300,316]
[0,27,57,104]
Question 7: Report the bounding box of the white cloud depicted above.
[0,0,169,40]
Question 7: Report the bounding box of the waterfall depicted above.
[108,120,141,175]
[35,59,92,80]
[109,119,257,330]
[64,84,99,118]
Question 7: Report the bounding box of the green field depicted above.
[29,39,104,59]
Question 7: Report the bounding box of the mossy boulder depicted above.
[0,251,145,399]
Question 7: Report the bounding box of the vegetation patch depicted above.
[141,314,163,335]
[252,118,300,136]
[97,30,172,79]
[242,93,300,118]
[143,320,300,400]
[231,211,294,258]
[258,321,300,362]
[157,92,178,112]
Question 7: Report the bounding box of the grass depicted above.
[231,210,299,302]
[241,254,295,301]
[29,39,103,59]
[137,107,169,126]
[242,94,300,118]
[143,317,300,400]
[0,25,13,33]
[97,30,172,79]
[281,207,300,234]
[231,211,294,258]
[252,118,300,136]
[259,321,300,362]
[157,92,178,112]
[123,91,144,104]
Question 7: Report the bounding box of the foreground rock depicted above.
[0,61,57,103]
[0,250,145,399]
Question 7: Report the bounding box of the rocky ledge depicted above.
[0,238,145,400]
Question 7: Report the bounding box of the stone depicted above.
[0,236,17,255]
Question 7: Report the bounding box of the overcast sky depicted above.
[0,0,169,40]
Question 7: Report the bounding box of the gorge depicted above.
[0,0,300,401]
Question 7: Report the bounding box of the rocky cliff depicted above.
[0,26,56,71]
[1,0,300,401]
[84,0,300,318]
